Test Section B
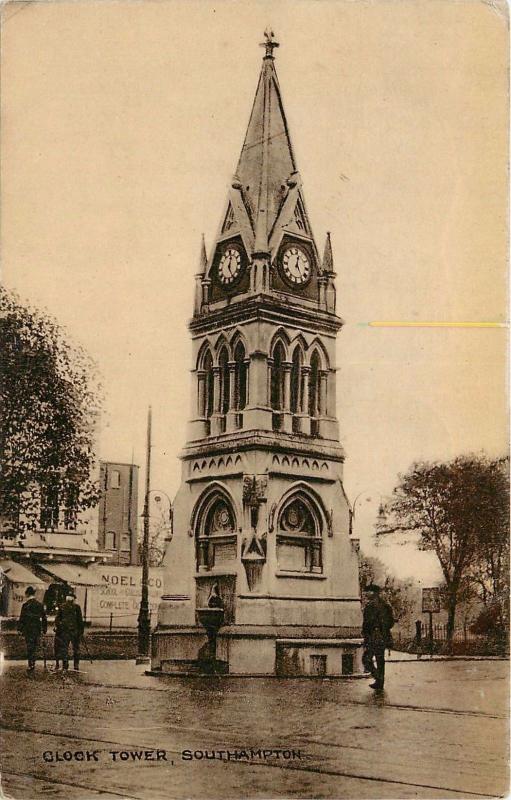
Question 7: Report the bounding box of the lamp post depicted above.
[150,491,173,543]
[349,491,373,537]
[137,406,152,663]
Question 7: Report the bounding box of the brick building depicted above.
[98,462,139,566]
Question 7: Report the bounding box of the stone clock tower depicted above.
[152,32,363,676]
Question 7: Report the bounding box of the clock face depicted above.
[282,246,311,285]
[218,247,242,284]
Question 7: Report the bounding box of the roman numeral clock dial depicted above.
[218,247,242,285]
[282,246,311,286]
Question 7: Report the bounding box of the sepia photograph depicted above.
[0,1,509,798]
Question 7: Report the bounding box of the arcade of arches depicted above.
[197,340,329,436]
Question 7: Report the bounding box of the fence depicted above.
[420,622,481,643]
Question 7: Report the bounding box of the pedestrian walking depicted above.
[54,589,84,671]
[362,583,394,691]
[17,586,48,672]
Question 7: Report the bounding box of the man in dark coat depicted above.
[17,586,48,671]
[362,583,394,691]
[54,589,84,670]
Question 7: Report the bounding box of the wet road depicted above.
[0,659,508,799]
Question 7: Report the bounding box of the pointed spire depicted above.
[236,31,296,254]
[198,234,207,274]
[322,232,334,274]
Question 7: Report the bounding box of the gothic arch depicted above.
[232,337,248,411]
[290,341,304,414]
[274,483,328,531]
[199,347,214,418]
[306,338,329,369]
[290,333,307,354]
[269,328,291,361]
[230,329,248,354]
[196,339,214,371]
[309,350,322,418]
[191,482,240,534]
[270,339,286,411]
[192,483,239,571]
[218,345,230,414]
[274,484,326,574]
[213,334,231,363]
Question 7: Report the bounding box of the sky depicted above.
[1,0,508,582]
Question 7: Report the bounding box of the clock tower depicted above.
[153,32,363,676]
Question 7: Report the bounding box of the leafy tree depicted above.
[379,455,509,646]
[467,458,509,636]
[0,287,102,531]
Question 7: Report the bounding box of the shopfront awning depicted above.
[37,564,101,587]
[0,559,46,585]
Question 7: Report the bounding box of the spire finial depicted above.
[198,233,207,274]
[260,28,279,59]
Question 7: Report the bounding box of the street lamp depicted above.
[137,407,152,664]
[136,408,172,664]
[349,491,373,537]
[150,491,173,543]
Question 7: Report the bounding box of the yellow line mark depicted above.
[368,321,507,329]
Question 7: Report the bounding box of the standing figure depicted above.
[55,589,84,671]
[17,586,47,671]
[415,618,423,660]
[53,604,65,670]
[207,583,224,609]
[362,583,394,691]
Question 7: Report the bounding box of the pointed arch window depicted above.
[309,350,321,418]
[290,347,302,414]
[234,342,247,411]
[202,350,214,419]
[218,347,229,415]
[196,495,237,570]
[271,341,285,411]
[276,495,323,573]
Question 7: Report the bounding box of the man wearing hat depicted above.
[362,583,394,691]
[17,586,48,671]
[54,588,85,671]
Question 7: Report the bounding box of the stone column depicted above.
[210,366,224,435]
[281,362,293,432]
[196,370,206,416]
[283,362,292,411]
[213,367,221,412]
[318,275,328,309]
[266,358,274,407]
[299,366,311,435]
[194,275,203,316]
[244,351,273,430]
[187,369,211,440]
[301,367,311,413]
[244,358,250,407]
[319,370,329,416]
[201,278,211,307]
[226,362,238,432]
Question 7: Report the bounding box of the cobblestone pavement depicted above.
[0,658,508,799]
